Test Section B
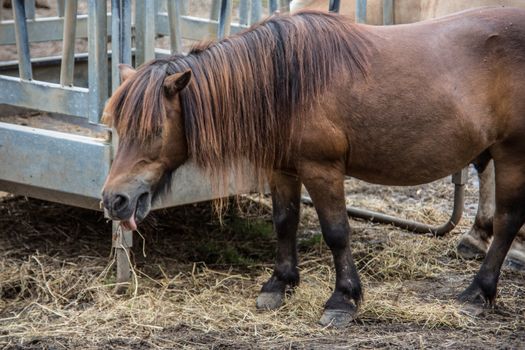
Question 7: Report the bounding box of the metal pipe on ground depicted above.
[301,168,468,237]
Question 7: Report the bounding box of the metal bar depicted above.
[121,0,131,65]
[329,0,341,13]
[0,75,89,117]
[210,0,221,20]
[0,15,90,45]
[302,169,468,237]
[135,0,156,66]
[60,0,78,86]
[111,0,121,92]
[12,0,33,80]
[24,0,35,20]
[251,0,262,24]
[109,127,133,294]
[88,0,108,124]
[112,222,133,294]
[268,0,278,15]
[217,0,232,39]
[56,0,65,17]
[239,0,250,26]
[356,0,367,23]
[167,0,182,54]
[382,0,393,25]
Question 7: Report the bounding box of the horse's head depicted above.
[101,64,192,230]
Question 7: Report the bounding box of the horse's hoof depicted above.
[457,242,485,259]
[256,292,284,310]
[458,285,484,304]
[457,239,486,260]
[318,309,356,327]
[504,256,525,272]
[504,243,525,271]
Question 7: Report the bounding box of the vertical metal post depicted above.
[121,0,132,66]
[24,0,35,20]
[382,0,393,25]
[281,0,292,13]
[356,0,367,23]
[56,0,65,17]
[135,0,156,66]
[112,214,133,293]
[13,0,32,80]
[268,0,278,15]
[111,0,121,92]
[88,0,108,124]
[60,0,78,86]
[110,0,132,93]
[210,0,221,20]
[239,0,250,26]
[329,0,340,13]
[167,0,182,54]
[250,0,262,24]
[217,0,232,39]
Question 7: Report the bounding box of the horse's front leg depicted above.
[299,161,361,327]
[256,171,302,310]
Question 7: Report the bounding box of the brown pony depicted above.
[102,8,525,326]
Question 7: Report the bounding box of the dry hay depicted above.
[1,171,525,349]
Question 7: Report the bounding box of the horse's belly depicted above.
[345,136,483,186]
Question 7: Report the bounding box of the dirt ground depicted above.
[1,171,524,349]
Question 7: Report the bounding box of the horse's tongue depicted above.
[121,215,137,231]
[128,215,137,231]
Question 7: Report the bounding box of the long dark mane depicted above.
[106,11,370,185]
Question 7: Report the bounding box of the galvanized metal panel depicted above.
[0,75,89,117]
[0,122,111,199]
[155,162,257,209]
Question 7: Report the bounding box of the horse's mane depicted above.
[106,11,370,185]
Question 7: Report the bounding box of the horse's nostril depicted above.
[112,194,129,212]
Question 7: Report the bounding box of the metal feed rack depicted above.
[0,0,284,291]
[0,0,466,291]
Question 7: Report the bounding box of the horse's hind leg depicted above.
[459,158,525,306]
[299,161,361,327]
[457,160,525,270]
[256,172,301,310]
[457,160,495,259]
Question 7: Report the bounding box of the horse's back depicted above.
[321,7,525,185]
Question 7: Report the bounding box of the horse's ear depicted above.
[119,64,136,82]
[164,70,192,97]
